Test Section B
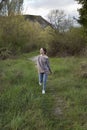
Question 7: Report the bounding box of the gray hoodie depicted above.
[37,54,51,74]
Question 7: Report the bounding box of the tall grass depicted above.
[0,54,87,130]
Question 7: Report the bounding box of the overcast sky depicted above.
[23,0,81,19]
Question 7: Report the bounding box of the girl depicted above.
[37,48,52,94]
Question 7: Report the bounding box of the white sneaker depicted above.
[42,90,45,94]
[39,82,42,86]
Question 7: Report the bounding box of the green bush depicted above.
[0,15,87,57]
[47,27,87,56]
[0,16,42,55]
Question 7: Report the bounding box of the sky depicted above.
[23,0,81,20]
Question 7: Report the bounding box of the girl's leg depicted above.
[43,73,48,91]
[39,73,43,85]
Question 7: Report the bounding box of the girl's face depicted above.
[40,48,44,54]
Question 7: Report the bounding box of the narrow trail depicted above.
[29,56,64,117]
[29,56,38,63]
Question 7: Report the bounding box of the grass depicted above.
[0,53,87,130]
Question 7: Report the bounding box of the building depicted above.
[23,15,52,28]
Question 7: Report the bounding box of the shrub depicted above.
[0,47,11,60]
[0,16,42,55]
[47,27,87,56]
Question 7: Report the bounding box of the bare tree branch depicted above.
[0,0,24,16]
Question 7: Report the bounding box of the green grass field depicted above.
[0,53,87,130]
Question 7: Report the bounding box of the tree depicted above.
[0,0,7,10]
[47,9,73,32]
[0,0,24,16]
[75,0,87,28]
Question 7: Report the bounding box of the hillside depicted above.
[0,52,87,130]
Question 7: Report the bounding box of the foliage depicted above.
[0,15,41,55]
[0,13,87,57]
[63,27,86,55]
[46,27,86,56]
[38,26,54,48]
[75,0,87,50]
[76,0,87,28]
[0,47,11,60]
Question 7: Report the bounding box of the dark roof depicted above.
[23,14,52,28]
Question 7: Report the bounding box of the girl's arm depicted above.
[47,58,52,73]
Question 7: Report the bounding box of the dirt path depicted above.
[29,56,38,63]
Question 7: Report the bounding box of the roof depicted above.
[23,14,52,28]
